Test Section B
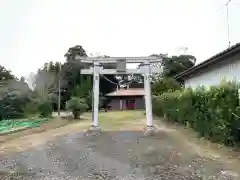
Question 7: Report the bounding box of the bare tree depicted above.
[25,72,37,90]
[33,70,57,101]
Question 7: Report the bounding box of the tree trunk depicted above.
[73,110,80,119]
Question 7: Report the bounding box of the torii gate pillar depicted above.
[92,62,101,127]
[143,60,153,127]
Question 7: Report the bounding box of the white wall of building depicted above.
[184,55,240,89]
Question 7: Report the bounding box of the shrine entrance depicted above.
[75,56,162,132]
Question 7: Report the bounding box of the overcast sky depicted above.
[0,0,240,78]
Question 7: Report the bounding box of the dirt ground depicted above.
[0,111,240,179]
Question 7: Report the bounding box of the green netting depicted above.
[0,118,49,133]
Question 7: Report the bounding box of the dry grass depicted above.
[2,111,240,175]
[0,111,146,155]
[4,111,240,168]
[95,110,145,130]
[0,111,145,145]
[0,118,90,154]
[153,117,240,173]
[0,117,72,143]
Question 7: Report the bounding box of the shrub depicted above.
[23,101,39,117]
[0,91,31,120]
[153,89,193,125]
[66,97,88,119]
[153,81,240,146]
[152,95,164,117]
[152,77,181,96]
[38,100,53,118]
[84,91,107,110]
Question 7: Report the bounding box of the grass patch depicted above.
[97,110,145,129]
[0,117,75,143]
[0,118,49,133]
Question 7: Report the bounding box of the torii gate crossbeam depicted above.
[75,56,163,134]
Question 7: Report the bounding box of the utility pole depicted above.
[58,63,61,116]
[226,0,231,47]
[217,0,232,47]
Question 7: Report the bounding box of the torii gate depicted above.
[75,56,162,134]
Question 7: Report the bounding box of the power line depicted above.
[100,74,118,85]
[217,0,231,11]
[100,74,139,91]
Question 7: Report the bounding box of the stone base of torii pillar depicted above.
[83,125,160,137]
[84,125,102,137]
[143,126,158,137]
[84,125,158,137]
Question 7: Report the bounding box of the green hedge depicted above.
[153,81,240,146]
[38,101,53,118]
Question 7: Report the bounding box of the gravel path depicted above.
[0,130,239,179]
